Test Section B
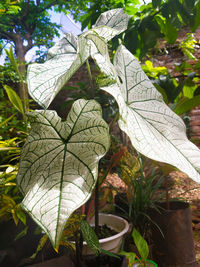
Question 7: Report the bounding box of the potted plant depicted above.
[15,7,200,266]
[114,149,164,238]
[120,228,158,267]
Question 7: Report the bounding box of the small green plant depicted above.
[120,228,158,267]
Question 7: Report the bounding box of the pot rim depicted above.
[85,213,129,244]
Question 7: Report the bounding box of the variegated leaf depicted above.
[27,9,130,109]
[101,45,200,183]
[93,8,130,40]
[27,33,81,108]
[16,99,110,248]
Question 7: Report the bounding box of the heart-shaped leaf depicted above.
[100,45,200,183]
[16,99,110,248]
[27,9,130,109]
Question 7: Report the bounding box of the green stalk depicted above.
[86,59,95,99]
[86,59,99,234]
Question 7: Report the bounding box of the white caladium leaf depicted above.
[93,8,130,40]
[16,99,110,248]
[27,9,130,109]
[101,45,200,183]
[27,33,82,108]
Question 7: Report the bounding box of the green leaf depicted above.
[120,251,136,266]
[99,44,200,183]
[4,85,25,115]
[165,19,178,44]
[81,220,101,255]
[153,83,169,104]
[80,220,120,259]
[132,228,149,261]
[152,0,161,9]
[16,99,110,248]
[15,207,27,225]
[14,226,28,241]
[5,46,23,81]
[100,249,120,259]
[0,113,16,128]
[174,95,200,115]
[192,1,200,32]
[30,235,48,259]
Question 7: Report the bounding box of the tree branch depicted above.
[24,32,33,53]
[39,0,59,13]
[21,0,30,20]
[0,30,15,42]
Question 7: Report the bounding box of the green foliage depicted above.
[0,164,25,225]
[74,0,200,58]
[142,61,168,79]
[117,150,164,236]
[5,46,24,81]
[4,85,25,116]
[179,33,198,59]
[120,228,158,266]
[0,62,21,87]
[80,219,119,258]
[0,0,21,14]
[0,92,27,141]
[132,228,149,262]
[81,220,100,255]
[0,0,90,64]
[62,79,118,123]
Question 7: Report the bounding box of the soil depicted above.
[104,171,200,265]
[94,224,118,239]
[83,253,126,267]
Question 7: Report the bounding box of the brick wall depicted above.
[189,106,200,145]
[49,60,98,118]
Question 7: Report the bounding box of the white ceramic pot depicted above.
[82,213,129,255]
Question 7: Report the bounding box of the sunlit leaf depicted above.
[27,33,79,108]
[17,99,110,248]
[27,9,130,109]
[93,8,130,41]
[4,85,25,115]
[100,44,200,183]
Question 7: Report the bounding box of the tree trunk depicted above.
[15,36,29,111]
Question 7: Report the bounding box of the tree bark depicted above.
[15,35,29,111]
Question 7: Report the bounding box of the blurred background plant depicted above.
[114,148,165,239]
[0,46,29,230]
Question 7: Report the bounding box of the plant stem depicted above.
[86,59,94,99]
[165,176,170,210]
[95,182,99,235]
[75,231,83,267]
[86,58,99,234]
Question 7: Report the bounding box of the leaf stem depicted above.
[86,59,94,99]
[95,182,99,236]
